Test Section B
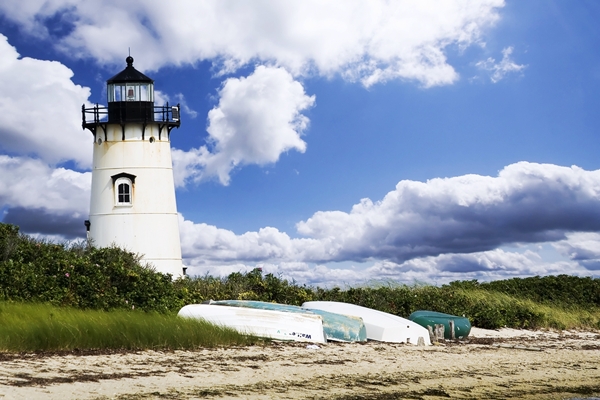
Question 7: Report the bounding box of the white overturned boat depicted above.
[178,304,326,343]
[302,301,431,346]
[207,300,367,343]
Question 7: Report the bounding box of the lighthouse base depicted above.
[88,213,183,279]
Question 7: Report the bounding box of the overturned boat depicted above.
[302,301,431,346]
[207,300,367,342]
[178,303,326,343]
[409,310,471,340]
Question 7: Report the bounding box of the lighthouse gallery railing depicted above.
[82,103,180,141]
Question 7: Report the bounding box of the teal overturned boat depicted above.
[409,310,471,340]
[207,300,367,343]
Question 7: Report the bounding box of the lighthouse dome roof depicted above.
[107,56,154,84]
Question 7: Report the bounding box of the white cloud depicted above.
[476,46,526,83]
[0,34,93,167]
[554,232,600,270]
[172,66,314,186]
[364,248,579,284]
[183,247,588,287]
[178,215,330,264]
[0,155,90,238]
[153,90,170,108]
[1,157,597,284]
[177,162,600,283]
[0,155,90,214]
[297,162,600,262]
[0,0,505,87]
[174,93,198,119]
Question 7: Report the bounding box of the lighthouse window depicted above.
[108,83,153,102]
[118,183,130,203]
[139,84,148,101]
[126,85,136,101]
[109,84,124,102]
[114,177,133,206]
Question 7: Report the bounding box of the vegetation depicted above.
[0,302,261,352]
[0,223,181,312]
[1,222,600,352]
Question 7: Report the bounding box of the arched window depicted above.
[116,179,132,204]
[111,173,136,206]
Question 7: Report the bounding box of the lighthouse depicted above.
[82,56,183,278]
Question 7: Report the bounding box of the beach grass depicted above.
[0,301,262,353]
[448,287,600,330]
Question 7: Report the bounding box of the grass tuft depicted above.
[0,302,262,352]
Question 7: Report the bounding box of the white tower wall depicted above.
[88,124,183,277]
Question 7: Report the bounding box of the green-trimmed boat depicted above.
[409,310,471,340]
[207,300,367,343]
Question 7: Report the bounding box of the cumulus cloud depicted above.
[172,66,314,186]
[1,158,596,284]
[0,34,93,167]
[363,248,579,284]
[178,216,330,264]
[0,0,504,87]
[178,163,600,277]
[297,162,600,263]
[476,46,526,83]
[554,232,600,271]
[183,247,586,287]
[0,155,91,237]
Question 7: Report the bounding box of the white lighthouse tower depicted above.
[82,56,183,277]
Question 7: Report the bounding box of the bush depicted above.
[479,275,600,308]
[0,223,180,312]
[175,268,314,305]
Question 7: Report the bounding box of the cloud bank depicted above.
[1,154,597,284]
[179,162,600,283]
[0,2,522,191]
[0,0,505,87]
[296,162,600,262]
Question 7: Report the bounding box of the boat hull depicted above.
[178,304,326,343]
[409,310,471,339]
[302,301,431,346]
[208,300,367,342]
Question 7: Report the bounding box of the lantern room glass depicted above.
[108,83,153,102]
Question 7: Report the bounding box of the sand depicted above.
[1,328,599,399]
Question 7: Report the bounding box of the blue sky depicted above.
[1,0,599,286]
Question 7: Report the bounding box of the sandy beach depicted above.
[1,328,599,400]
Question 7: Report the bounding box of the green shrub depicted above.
[478,275,600,307]
[175,268,314,305]
[0,223,181,312]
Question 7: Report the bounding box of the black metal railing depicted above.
[82,103,181,140]
[81,104,109,126]
[82,103,181,127]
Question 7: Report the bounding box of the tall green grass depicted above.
[311,284,600,330]
[0,302,262,352]
[442,288,600,330]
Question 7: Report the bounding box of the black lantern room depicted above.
[82,56,180,140]
[106,56,154,122]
